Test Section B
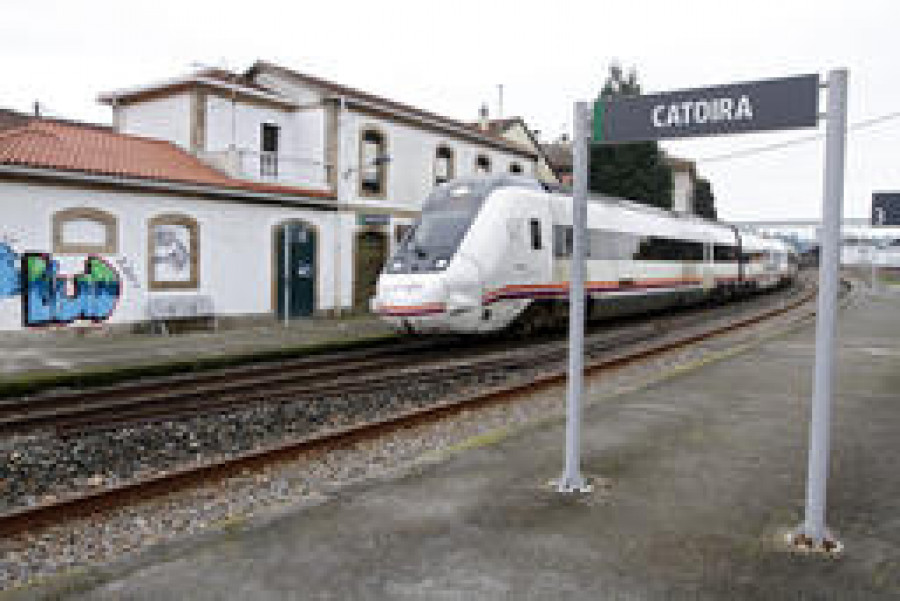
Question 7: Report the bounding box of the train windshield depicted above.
[387,176,541,273]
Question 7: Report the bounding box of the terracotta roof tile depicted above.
[0,120,333,200]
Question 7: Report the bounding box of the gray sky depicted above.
[2,0,898,221]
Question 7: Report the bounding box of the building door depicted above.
[354,230,388,312]
[276,222,316,319]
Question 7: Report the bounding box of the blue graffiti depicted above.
[0,243,20,298]
[22,254,121,327]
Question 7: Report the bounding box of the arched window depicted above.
[475,154,492,174]
[148,214,200,290]
[509,162,524,175]
[359,128,388,196]
[434,145,455,186]
[52,207,118,255]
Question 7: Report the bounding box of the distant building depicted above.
[664,156,697,214]
[540,136,573,187]
[477,115,559,186]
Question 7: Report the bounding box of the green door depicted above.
[276,223,316,319]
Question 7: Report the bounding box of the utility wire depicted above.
[697,109,900,164]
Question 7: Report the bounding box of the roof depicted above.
[248,61,537,160]
[98,69,298,110]
[0,109,30,133]
[0,119,333,201]
[541,142,573,172]
[664,156,697,178]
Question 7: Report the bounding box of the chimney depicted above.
[33,101,41,118]
[478,103,489,131]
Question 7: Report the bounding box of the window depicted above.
[434,145,454,186]
[52,208,118,255]
[714,244,739,262]
[553,227,706,262]
[553,225,573,258]
[529,219,542,250]
[395,223,413,244]
[475,154,491,174]
[148,214,200,290]
[360,128,388,196]
[261,123,280,178]
[509,162,524,175]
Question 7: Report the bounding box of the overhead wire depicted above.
[697,109,900,164]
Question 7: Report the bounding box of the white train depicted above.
[373,176,797,335]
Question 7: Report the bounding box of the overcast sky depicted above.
[2,0,898,221]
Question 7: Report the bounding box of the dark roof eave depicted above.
[0,163,337,208]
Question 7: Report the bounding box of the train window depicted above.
[529,219,542,250]
[553,225,573,258]
[475,154,492,174]
[634,236,704,262]
[714,244,738,262]
[510,162,524,175]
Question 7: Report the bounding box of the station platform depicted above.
[0,316,395,386]
[19,286,900,600]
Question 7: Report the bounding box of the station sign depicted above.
[871,192,900,227]
[358,213,391,227]
[594,74,820,143]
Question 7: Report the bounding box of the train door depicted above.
[505,216,542,287]
[702,239,715,290]
[275,222,316,319]
[354,229,389,312]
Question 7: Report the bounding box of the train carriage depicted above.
[373,176,796,335]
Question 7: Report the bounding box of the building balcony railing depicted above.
[200,148,334,191]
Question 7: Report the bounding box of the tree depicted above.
[590,63,672,210]
[692,177,717,220]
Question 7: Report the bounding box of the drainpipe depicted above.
[333,97,347,317]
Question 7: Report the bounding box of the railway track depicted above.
[0,278,834,537]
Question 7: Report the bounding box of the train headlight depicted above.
[434,258,448,270]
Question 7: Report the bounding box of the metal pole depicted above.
[799,68,848,547]
[557,100,591,493]
[283,223,290,327]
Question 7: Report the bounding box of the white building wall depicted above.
[0,181,336,332]
[341,110,538,212]
[203,96,328,187]
[115,93,193,149]
[671,171,694,213]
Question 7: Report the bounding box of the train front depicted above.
[372,179,491,334]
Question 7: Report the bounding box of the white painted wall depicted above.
[204,96,328,187]
[672,171,694,213]
[115,93,192,149]
[340,110,538,212]
[0,180,337,332]
[497,122,559,185]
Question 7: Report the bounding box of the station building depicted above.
[0,63,546,332]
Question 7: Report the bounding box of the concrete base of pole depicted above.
[786,527,843,555]
[551,476,593,494]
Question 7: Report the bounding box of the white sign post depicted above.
[556,100,592,493]
[795,68,848,551]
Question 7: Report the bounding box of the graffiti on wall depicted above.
[115,256,141,290]
[0,243,21,298]
[23,254,122,327]
[0,243,122,327]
